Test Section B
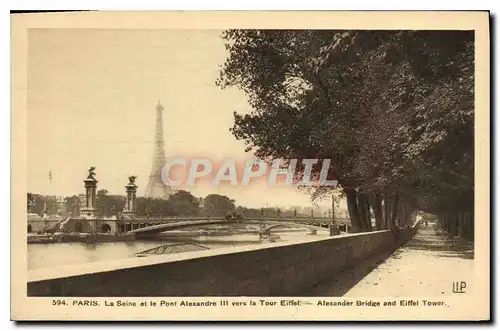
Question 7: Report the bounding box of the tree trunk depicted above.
[399,200,412,227]
[383,195,390,229]
[357,193,366,231]
[330,193,340,235]
[452,213,457,236]
[450,213,459,236]
[405,203,412,226]
[444,214,450,232]
[396,198,405,227]
[389,192,399,229]
[459,213,464,237]
[363,193,373,231]
[468,210,474,241]
[345,189,363,233]
[448,214,452,232]
[370,193,383,231]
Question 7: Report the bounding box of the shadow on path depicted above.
[300,225,474,296]
[402,227,474,260]
[299,250,395,297]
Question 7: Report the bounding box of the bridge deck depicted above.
[128,219,335,234]
[123,216,344,223]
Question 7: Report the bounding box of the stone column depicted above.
[122,178,138,219]
[81,178,98,219]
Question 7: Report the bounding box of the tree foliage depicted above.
[218,29,474,235]
[202,194,236,216]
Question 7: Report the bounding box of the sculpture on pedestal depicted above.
[87,166,96,180]
[81,166,98,219]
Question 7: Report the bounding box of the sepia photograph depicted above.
[11,11,490,321]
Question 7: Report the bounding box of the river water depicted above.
[27,229,330,270]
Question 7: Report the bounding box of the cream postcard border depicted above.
[11,11,490,321]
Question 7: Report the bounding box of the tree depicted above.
[169,190,200,216]
[202,194,236,216]
[95,189,126,217]
[235,206,262,218]
[26,194,58,215]
[27,193,36,212]
[218,30,474,236]
[136,197,175,217]
[64,195,80,217]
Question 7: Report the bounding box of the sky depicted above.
[27,28,338,210]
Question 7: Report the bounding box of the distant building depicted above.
[56,196,65,213]
[27,213,42,221]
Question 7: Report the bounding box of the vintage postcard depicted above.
[11,11,490,321]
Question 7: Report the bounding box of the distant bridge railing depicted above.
[115,216,351,234]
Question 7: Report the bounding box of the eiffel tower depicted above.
[144,101,172,199]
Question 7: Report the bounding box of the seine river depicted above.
[27,229,330,270]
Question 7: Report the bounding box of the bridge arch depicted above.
[128,219,327,236]
[74,222,83,233]
[101,224,111,233]
[261,223,325,233]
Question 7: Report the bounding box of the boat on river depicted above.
[135,243,210,257]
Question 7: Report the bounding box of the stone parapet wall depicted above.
[28,225,418,297]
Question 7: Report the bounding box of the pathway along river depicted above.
[28,228,331,270]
